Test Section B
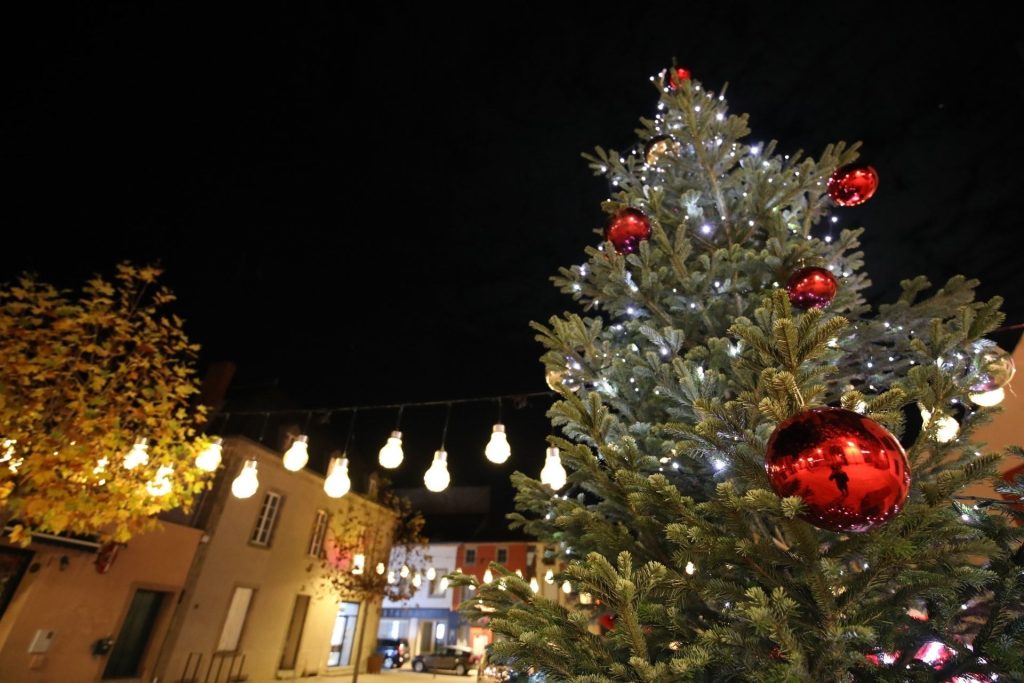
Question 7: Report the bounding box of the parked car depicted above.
[478,650,546,682]
[376,638,409,669]
[411,646,474,675]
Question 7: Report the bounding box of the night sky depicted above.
[5,7,1023,536]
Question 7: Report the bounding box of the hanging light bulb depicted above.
[485,424,511,464]
[352,553,366,575]
[920,406,960,444]
[378,431,404,469]
[424,449,451,492]
[323,457,351,498]
[439,576,449,591]
[282,435,310,471]
[970,387,1005,407]
[529,577,540,593]
[400,564,411,578]
[146,465,174,497]
[388,570,397,584]
[376,562,386,575]
[561,580,572,594]
[123,437,150,470]
[515,569,523,578]
[483,568,494,584]
[426,567,437,581]
[231,459,260,498]
[195,438,223,472]
[544,569,554,584]
[540,446,567,490]
[412,573,422,588]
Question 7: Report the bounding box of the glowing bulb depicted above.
[376,562,386,575]
[485,424,511,464]
[123,438,150,470]
[412,573,422,588]
[483,568,493,584]
[378,431,404,469]
[920,406,960,444]
[146,465,174,497]
[231,459,259,499]
[439,576,449,591]
[544,569,554,584]
[424,449,450,492]
[352,553,366,575]
[388,570,397,584]
[561,580,572,594]
[323,457,351,498]
[529,577,540,593]
[282,435,309,471]
[579,592,592,604]
[195,438,223,472]
[515,569,523,578]
[400,564,410,578]
[540,446,567,490]
[426,567,437,581]
[685,561,696,575]
[970,387,1005,407]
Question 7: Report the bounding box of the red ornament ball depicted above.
[764,408,910,532]
[597,613,616,631]
[786,266,838,309]
[827,164,879,207]
[605,208,651,254]
[663,66,691,90]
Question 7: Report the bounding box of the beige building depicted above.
[154,436,397,683]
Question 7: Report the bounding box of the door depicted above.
[103,589,168,679]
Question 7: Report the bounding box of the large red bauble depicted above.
[786,266,838,309]
[764,408,910,532]
[605,208,651,254]
[827,164,879,207]
[597,613,616,631]
[663,66,691,90]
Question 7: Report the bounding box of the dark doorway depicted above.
[0,546,33,618]
[103,589,167,679]
[279,594,311,670]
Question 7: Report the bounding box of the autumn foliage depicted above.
[0,264,212,544]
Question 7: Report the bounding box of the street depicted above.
[350,669,480,682]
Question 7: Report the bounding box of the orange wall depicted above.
[0,522,201,683]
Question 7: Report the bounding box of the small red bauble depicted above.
[786,266,838,309]
[827,164,879,207]
[597,613,616,631]
[765,408,910,532]
[663,66,691,90]
[605,208,651,254]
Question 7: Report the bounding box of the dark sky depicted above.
[5,6,1024,533]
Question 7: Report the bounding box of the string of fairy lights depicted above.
[186,390,570,500]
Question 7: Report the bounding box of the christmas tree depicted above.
[454,69,1024,681]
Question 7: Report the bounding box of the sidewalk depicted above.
[319,669,479,683]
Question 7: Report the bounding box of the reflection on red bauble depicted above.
[663,66,691,90]
[786,267,838,309]
[827,164,879,207]
[597,613,616,631]
[605,208,651,254]
[764,408,910,532]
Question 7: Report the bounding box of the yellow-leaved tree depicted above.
[0,263,213,545]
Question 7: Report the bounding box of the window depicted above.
[250,492,282,546]
[327,602,360,667]
[217,587,254,652]
[464,548,476,565]
[496,548,508,564]
[308,510,329,557]
[430,568,449,595]
[279,594,310,670]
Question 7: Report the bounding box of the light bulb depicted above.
[231,459,259,498]
[378,431,404,469]
[400,564,410,578]
[561,580,572,594]
[323,457,351,498]
[412,573,422,588]
[195,438,223,472]
[376,562,386,575]
[579,592,593,605]
[439,576,449,591]
[352,553,366,575]
[146,465,174,497]
[388,570,397,584]
[424,449,450,492]
[920,406,960,444]
[515,569,523,578]
[483,568,493,584]
[123,438,149,470]
[540,446,567,490]
[282,435,309,471]
[426,567,437,581]
[970,387,1005,407]
[685,561,696,575]
[529,577,540,593]
[485,424,511,464]
[544,569,554,584]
